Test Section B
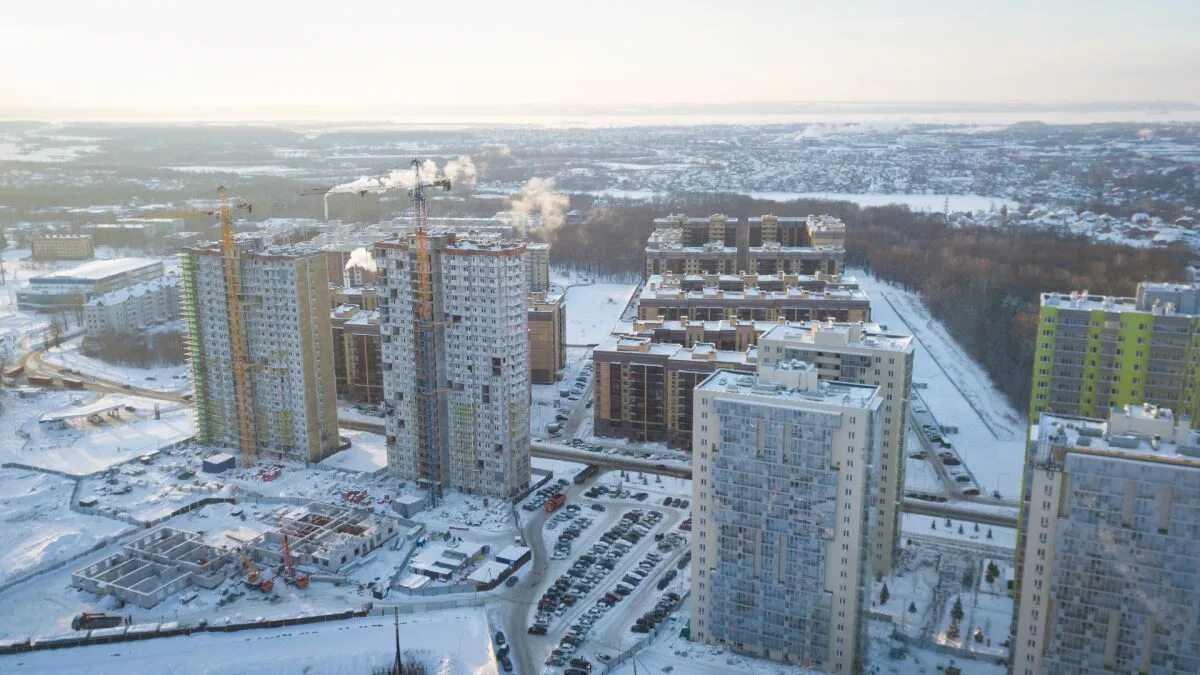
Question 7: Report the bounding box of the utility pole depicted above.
[393,607,402,674]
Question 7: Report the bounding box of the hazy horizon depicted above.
[3,0,1198,123]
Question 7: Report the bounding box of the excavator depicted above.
[239,549,274,593]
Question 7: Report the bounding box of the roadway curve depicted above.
[22,349,188,403]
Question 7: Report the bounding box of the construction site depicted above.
[243,502,400,574]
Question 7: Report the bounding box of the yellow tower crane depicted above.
[135,188,255,466]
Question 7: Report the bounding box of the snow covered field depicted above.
[2,608,496,675]
[748,191,1018,213]
[42,338,190,394]
[564,283,637,345]
[0,391,195,477]
[851,270,1027,498]
[0,468,132,586]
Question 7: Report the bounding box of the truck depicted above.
[544,493,566,512]
[71,612,124,631]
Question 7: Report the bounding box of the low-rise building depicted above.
[645,214,845,277]
[17,257,164,312]
[72,528,234,609]
[528,291,565,384]
[30,234,94,260]
[84,276,180,337]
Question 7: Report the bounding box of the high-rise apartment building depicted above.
[1030,282,1200,425]
[1013,405,1200,675]
[756,321,914,578]
[692,362,881,672]
[180,241,339,463]
[331,305,383,404]
[377,233,530,500]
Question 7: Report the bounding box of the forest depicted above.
[548,195,1191,413]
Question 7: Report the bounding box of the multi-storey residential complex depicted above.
[377,233,530,500]
[180,241,339,463]
[526,242,550,293]
[30,234,94,260]
[17,257,163,311]
[331,305,383,404]
[84,276,180,337]
[756,322,914,578]
[593,333,756,445]
[528,291,565,384]
[637,273,870,323]
[644,214,845,277]
[692,362,881,672]
[1030,282,1200,425]
[1013,405,1200,675]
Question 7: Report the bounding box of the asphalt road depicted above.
[21,348,189,403]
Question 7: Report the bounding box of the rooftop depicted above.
[698,367,879,408]
[759,321,914,353]
[85,275,178,307]
[34,257,162,282]
[1035,404,1200,465]
[1041,281,1200,316]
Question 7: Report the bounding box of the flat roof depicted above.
[759,322,914,352]
[1035,411,1200,464]
[698,368,879,408]
[35,257,161,281]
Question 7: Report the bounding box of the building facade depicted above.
[526,242,550,293]
[31,234,94,260]
[180,241,339,463]
[1013,405,1200,674]
[1030,282,1200,425]
[17,258,163,312]
[377,234,530,500]
[637,273,870,323]
[645,214,845,277]
[528,291,565,384]
[692,363,881,672]
[331,305,383,404]
[756,322,914,578]
[84,276,180,337]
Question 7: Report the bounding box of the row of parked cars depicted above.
[550,509,595,560]
[630,591,682,634]
[523,479,572,511]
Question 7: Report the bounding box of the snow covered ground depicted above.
[564,283,637,345]
[2,608,496,675]
[901,514,1016,551]
[852,270,1027,498]
[0,390,195,476]
[0,468,132,586]
[42,338,190,394]
[321,429,387,473]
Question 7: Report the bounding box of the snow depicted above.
[6,608,496,675]
[0,468,132,586]
[901,514,1017,552]
[35,257,161,281]
[321,429,387,473]
[852,270,1026,498]
[0,391,195,477]
[747,191,1018,213]
[42,338,189,391]
[564,283,638,345]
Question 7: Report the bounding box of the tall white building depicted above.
[525,242,550,292]
[1013,404,1200,675]
[756,321,914,577]
[377,233,530,501]
[692,360,882,673]
[180,240,339,463]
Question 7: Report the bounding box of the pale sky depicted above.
[1,0,1196,118]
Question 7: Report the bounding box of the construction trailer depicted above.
[72,528,234,609]
[244,502,399,573]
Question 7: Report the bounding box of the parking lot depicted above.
[516,471,692,672]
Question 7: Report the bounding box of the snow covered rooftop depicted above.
[759,321,914,352]
[698,367,880,408]
[1035,404,1200,464]
[35,257,161,281]
[85,275,178,307]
